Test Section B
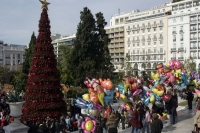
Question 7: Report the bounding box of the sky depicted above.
[0,0,170,45]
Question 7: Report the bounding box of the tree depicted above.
[95,12,115,78]
[69,7,97,86]
[22,32,36,74]
[22,8,67,122]
[57,45,73,86]
[183,57,196,71]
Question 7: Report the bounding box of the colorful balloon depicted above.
[82,94,90,101]
[162,94,172,101]
[81,117,96,133]
[89,92,99,104]
[132,89,142,97]
[101,79,113,90]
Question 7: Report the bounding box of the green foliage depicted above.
[13,66,28,93]
[0,66,16,86]
[23,32,36,74]
[67,87,88,98]
[7,91,24,103]
[57,45,73,86]
[183,57,196,71]
[68,7,114,86]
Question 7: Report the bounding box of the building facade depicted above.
[124,5,172,75]
[105,13,129,72]
[168,0,200,70]
[51,34,76,57]
[3,44,26,70]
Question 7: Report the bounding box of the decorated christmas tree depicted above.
[22,0,67,122]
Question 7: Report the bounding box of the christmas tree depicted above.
[22,0,67,122]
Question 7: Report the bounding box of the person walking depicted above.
[150,113,163,133]
[130,105,141,133]
[194,105,200,132]
[186,90,194,110]
[142,106,150,133]
[106,113,118,133]
[121,113,125,130]
[77,116,83,133]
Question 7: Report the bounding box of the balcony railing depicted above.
[186,5,192,8]
[180,30,184,33]
[132,27,137,31]
[190,38,197,40]
[190,28,197,31]
[190,47,197,49]
[172,8,178,11]
[171,57,176,60]
[190,19,197,22]
[141,39,145,42]
[140,26,145,29]
[146,25,151,29]
[172,31,177,34]
[178,47,185,51]
[171,48,176,52]
[159,37,163,40]
[126,28,131,31]
[178,57,184,60]
[127,41,131,44]
[153,38,157,41]
[179,7,185,9]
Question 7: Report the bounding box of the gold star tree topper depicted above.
[39,0,50,10]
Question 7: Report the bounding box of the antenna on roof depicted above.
[118,8,120,15]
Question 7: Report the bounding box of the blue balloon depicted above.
[117,85,124,94]
[75,103,87,109]
[104,90,114,106]
[143,97,150,106]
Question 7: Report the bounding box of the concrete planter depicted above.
[3,101,30,133]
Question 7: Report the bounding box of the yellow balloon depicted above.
[151,72,160,81]
[82,94,90,101]
[157,90,164,96]
[120,94,128,103]
[124,84,130,93]
[85,120,94,131]
[152,88,158,94]
[150,95,155,103]
[98,93,104,106]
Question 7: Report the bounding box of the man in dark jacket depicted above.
[151,113,163,133]
[187,90,194,110]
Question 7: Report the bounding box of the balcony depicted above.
[153,38,157,41]
[178,47,185,52]
[159,37,163,40]
[158,23,164,27]
[171,57,176,60]
[136,27,140,30]
[146,25,151,29]
[194,3,200,7]
[172,31,177,34]
[140,26,145,29]
[193,56,197,59]
[132,27,137,31]
[190,47,197,50]
[127,41,131,44]
[141,39,145,42]
[180,39,183,41]
[190,38,197,40]
[173,39,176,42]
[147,38,151,42]
[186,5,192,8]
[119,28,124,32]
[179,7,185,9]
[178,57,184,60]
[172,8,178,11]
[190,28,197,31]
[152,24,157,28]
[179,30,184,33]
[126,28,131,32]
[171,48,176,52]
[191,19,197,22]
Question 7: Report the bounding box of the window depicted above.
[148,49,151,53]
[160,41,163,45]
[137,30,139,34]
[160,27,163,31]
[133,31,135,34]
[180,17,183,22]
[181,43,184,48]
[154,28,156,32]
[180,26,183,31]
[158,10,160,13]
[133,44,135,47]
[137,43,139,46]
[143,49,145,54]
[128,51,130,54]
[173,43,176,48]
[173,27,176,31]
[180,34,183,41]
[160,48,163,53]
[148,29,150,32]
[128,32,130,35]
[142,30,145,33]
[128,44,130,47]
[148,42,150,46]
[180,52,183,57]
[143,43,145,46]
[154,35,156,39]
[133,50,135,54]
[137,50,139,54]
[173,53,176,58]
[154,42,156,45]
[173,35,176,41]
[163,9,165,12]
[160,55,163,60]
[153,11,155,14]
[173,19,176,23]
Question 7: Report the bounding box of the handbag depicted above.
[192,125,199,133]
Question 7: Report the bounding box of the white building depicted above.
[168,0,200,70]
[3,44,26,70]
[105,13,130,72]
[51,34,76,57]
[124,5,172,75]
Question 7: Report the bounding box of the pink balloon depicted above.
[168,75,175,83]
[146,90,152,96]
[194,88,200,96]
[166,72,172,77]
[132,89,142,97]
[157,68,163,74]
[169,60,175,67]
[174,60,181,69]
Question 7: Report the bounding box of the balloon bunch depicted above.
[115,76,143,111]
[81,117,97,133]
[75,77,114,117]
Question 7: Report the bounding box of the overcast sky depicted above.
[0,0,170,45]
